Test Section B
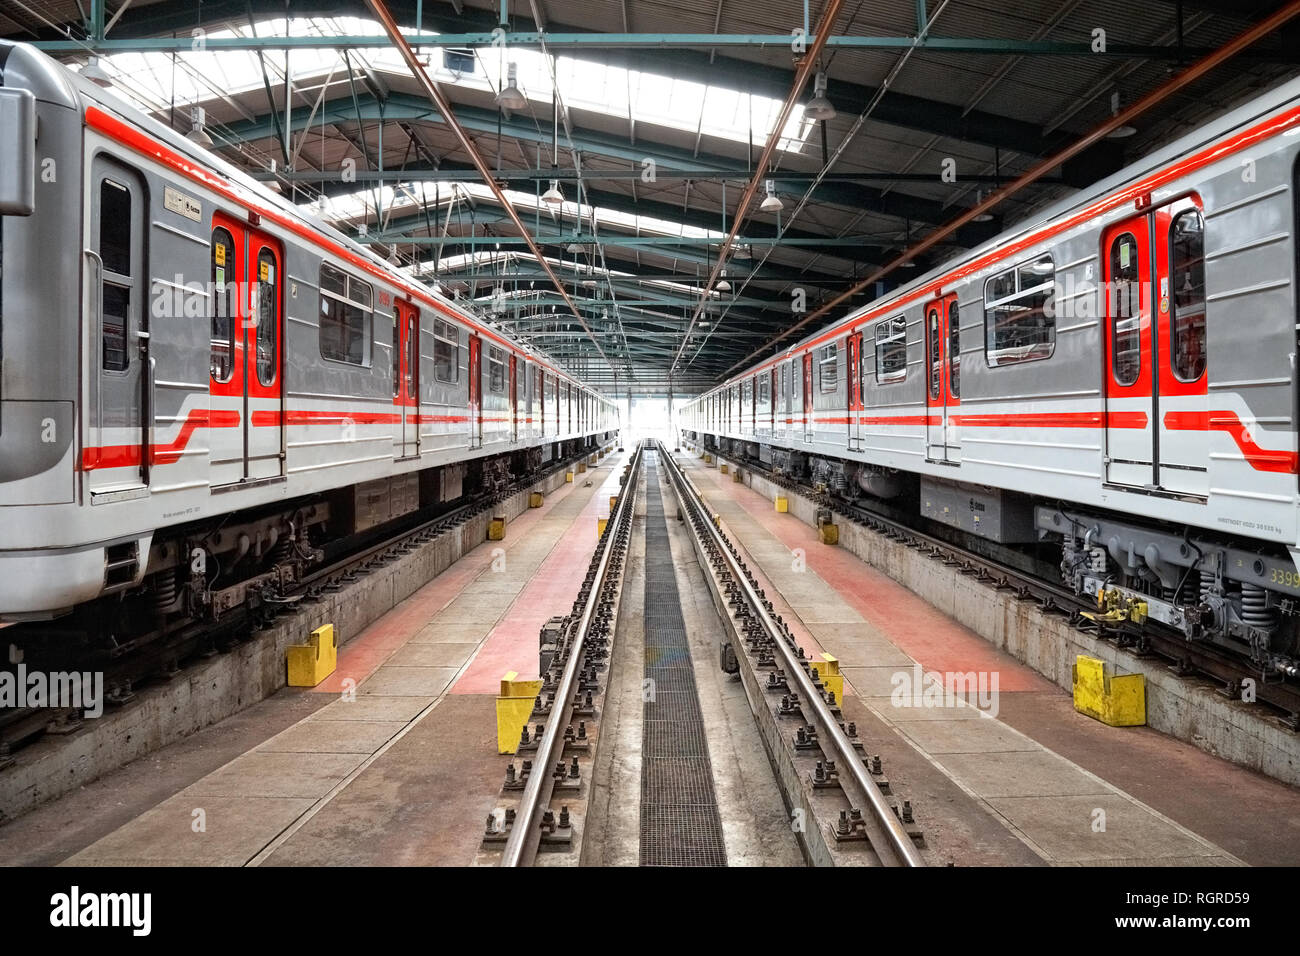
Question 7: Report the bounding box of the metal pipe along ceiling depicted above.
[360,0,614,373]
[720,0,1300,380]
[668,0,845,376]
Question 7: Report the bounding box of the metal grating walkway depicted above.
[639,451,727,867]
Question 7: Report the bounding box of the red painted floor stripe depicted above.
[311,478,584,694]
[453,465,626,694]
[688,460,1054,693]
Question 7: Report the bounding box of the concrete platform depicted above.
[0,451,630,867]
[681,454,1300,866]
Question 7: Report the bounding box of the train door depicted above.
[510,354,519,442]
[847,331,863,450]
[925,294,961,463]
[469,334,482,448]
[208,215,284,486]
[88,163,149,493]
[393,301,419,460]
[802,353,813,442]
[1103,199,1207,494]
[1103,218,1153,487]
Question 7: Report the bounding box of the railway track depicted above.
[484,440,925,867]
[706,443,1300,726]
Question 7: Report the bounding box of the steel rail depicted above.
[658,443,924,866]
[361,0,614,373]
[500,444,643,866]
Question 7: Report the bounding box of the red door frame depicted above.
[209,212,283,484]
[802,352,813,440]
[924,294,960,462]
[509,353,518,442]
[468,334,482,447]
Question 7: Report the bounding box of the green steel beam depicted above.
[223,92,960,225]
[17,0,1070,155]
[30,34,1297,60]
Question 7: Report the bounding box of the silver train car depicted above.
[0,41,618,625]
[682,72,1300,675]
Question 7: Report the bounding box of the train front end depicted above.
[0,42,105,620]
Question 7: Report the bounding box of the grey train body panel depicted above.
[0,41,619,619]
[682,70,1300,669]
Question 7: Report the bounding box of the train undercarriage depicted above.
[690,431,1300,680]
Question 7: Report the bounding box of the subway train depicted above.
[0,41,618,630]
[682,72,1300,677]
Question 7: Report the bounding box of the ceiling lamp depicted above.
[733,243,752,260]
[715,269,731,294]
[541,179,564,205]
[496,62,527,110]
[804,71,836,122]
[972,189,994,223]
[1106,90,1137,139]
[567,241,584,255]
[81,56,114,87]
[759,180,783,214]
[186,106,214,148]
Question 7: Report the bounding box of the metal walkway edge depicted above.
[639,450,728,866]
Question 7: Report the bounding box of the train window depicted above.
[1170,210,1206,382]
[210,226,235,383]
[779,362,790,411]
[948,301,960,398]
[99,180,131,276]
[318,263,372,366]
[433,318,459,383]
[487,347,506,393]
[255,248,278,387]
[984,253,1055,366]
[818,343,838,393]
[1109,234,1141,386]
[100,180,133,373]
[874,315,906,384]
[758,370,771,408]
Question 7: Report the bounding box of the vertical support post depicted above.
[91,0,105,41]
[916,0,927,33]
[283,3,292,172]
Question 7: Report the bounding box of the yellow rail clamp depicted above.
[704,454,713,465]
[732,468,742,483]
[565,471,574,483]
[529,491,544,508]
[720,463,729,475]
[1073,655,1145,727]
[578,461,588,474]
[819,523,839,546]
[497,671,544,753]
[610,495,619,512]
[590,454,599,465]
[775,496,789,513]
[712,513,722,528]
[488,515,507,541]
[597,517,609,538]
[287,623,337,687]
[811,653,843,704]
